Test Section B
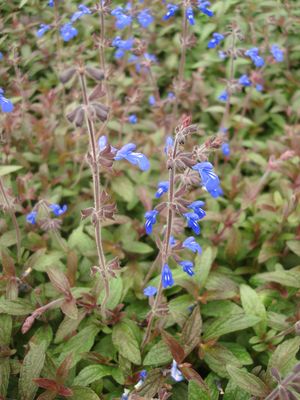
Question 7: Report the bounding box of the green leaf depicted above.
[286,240,300,257]
[68,225,95,255]
[0,299,34,316]
[73,365,114,386]
[267,337,300,381]
[0,359,10,397]
[223,380,251,400]
[240,284,267,336]
[112,322,141,365]
[226,365,269,398]
[18,342,46,400]
[122,241,153,254]
[70,386,100,400]
[221,343,253,366]
[32,251,64,272]
[98,275,123,310]
[203,314,261,341]
[252,267,300,288]
[111,176,135,203]
[0,314,12,346]
[194,247,216,288]
[188,380,211,400]
[181,305,202,356]
[143,340,172,366]
[136,368,166,398]
[204,344,242,378]
[0,165,23,176]
[55,325,100,368]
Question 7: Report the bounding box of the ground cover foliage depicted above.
[0,0,300,399]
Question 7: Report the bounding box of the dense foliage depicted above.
[0,0,300,399]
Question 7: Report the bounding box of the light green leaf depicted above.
[112,322,141,365]
[143,341,172,366]
[267,337,300,381]
[0,359,10,397]
[0,315,12,346]
[194,247,216,288]
[70,386,100,400]
[73,365,114,386]
[226,365,269,397]
[122,241,153,254]
[286,240,300,257]
[0,299,34,316]
[188,380,210,400]
[240,284,267,336]
[0,165,23,176]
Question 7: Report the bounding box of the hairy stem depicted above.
[79,72,110,318]
[142,140,178,349]
[0,177,21,262]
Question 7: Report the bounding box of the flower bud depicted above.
[91,103,109,122]
[85,67,105,81]
[66,106,84,127]
[59,67,76,83]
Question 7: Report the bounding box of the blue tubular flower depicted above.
[208,32,224,49]
[148,95,156,106]
[182,236,202,254]
[271,44,284,62]
[183,212,201,235]
[245,47,264,68]
[197,0,214,17]
[169,236,176,246]
[144,210,158,234]
[49,204,67,216]
[60,23,78,42]
[218,90,228,102]
[112,36,134,59]
[26,211,37,225]
[222,143,230,157]
[208,185,223,198]
[71,4,92,23]
[218,50,227,60]
[144,286,157,296]
[0,89,14,113]
[162,264,174,288]
[115,143,150,171]
[139,370,147,380]
[171,360,184,382]
[162,3,179,20]
[188,200,206,219]
[155,181,169,198]
[256,84,263,92]
[186,7,195,25]
[0,52,3,60]
[111,6,132,29]
[48,0,54,6]
[128,114,138,124]
[36,24,51,38]
[137,9,154,28]
[180,261,195,276]
[239,74,252,87]
[192,162,220,192]
[164,136,173,154]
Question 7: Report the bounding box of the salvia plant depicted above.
[0,0,299,400]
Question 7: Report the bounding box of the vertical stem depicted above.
[98,2,111,105]
[78,72,110,318]
[142,141,178,349]
[0,178,21,261]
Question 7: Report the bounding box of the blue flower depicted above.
[137,9,154,28]
[208,185,223,198]
[171,360,184,382]
[186,6,195,25]
[218,50,227,60]
[144,286,157,296]
[245,48,264,67]
[128,114,138,124]
[111,6,132,29]
[192,162,220,192]
[169,236,176,247]
[164,136,173,154]
[148,95,156,106]
[155,181,169,198]
[60,23,78,42]
[256,84,263,92]
[115,143,149,171]
[180,260,194,276]
[222,143,230,156]
[36,24,51,38]
[121,389,130,400]
[239,74,252,87]
[0,52,3,60]
[271,44,284,62]
[0,89,14,113]
[71,4,92,23]
[112,36,134,59]
[26,211,37,225]
[208,32,224,49]
[139,370,147,380]
[162,264,174,288]
[167,91,176,100]
[144,210,158,234]
[183,212,201,235]
[188,200,206,219]
[49,204,67,216]
[182,237,202,254]
[218,90,228,102]
[162,3,179,20]
[197,0,214,17]
[48,0,54,6]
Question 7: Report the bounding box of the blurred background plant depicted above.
[0,0,300,399]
